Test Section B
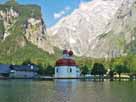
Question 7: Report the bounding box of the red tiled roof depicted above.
[56,58,77,66]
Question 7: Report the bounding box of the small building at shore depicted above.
[10,64,38,78]
[0,64,11,77]
[55,50,80,78]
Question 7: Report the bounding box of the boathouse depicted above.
[10,64,38,78]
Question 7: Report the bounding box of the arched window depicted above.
[56,68,59,73]
[70,68,72,72]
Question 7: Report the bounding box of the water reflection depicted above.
[0,80,136,102]
[53,79,79,102]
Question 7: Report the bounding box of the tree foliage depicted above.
[37,64,55,76]
[114,64,129,75]
[80,65,89,75]
[44,65,55,76]
[91,63,107,75]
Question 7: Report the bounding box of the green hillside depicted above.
[0,34,60,65]
[0,20,4,39]
[0,1,61,66]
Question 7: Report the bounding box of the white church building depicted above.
[55,50,80,78]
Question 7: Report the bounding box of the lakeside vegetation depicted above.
[17,54,136,81]
[36,54,136,81]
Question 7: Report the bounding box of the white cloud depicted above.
[53,6,71,19]
[54,11,65,19]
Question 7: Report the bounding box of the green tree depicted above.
[22,59,32,65]
[37,63,46,75]
[80,65,89,76]
[114,64,129,81]
[45,65,55,76]
[91,63,107,81]
[108,68,114,81]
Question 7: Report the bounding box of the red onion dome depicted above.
[69,50,73,56]
[68,59,76,66]
[63,50,68,54]
[56,58,77,66]
[56,59,68,66]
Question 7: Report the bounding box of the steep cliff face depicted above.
[25,17,54,54]
[0,7,19,39]
[0,1,54,54]
[48,0,136,58]
[0,1,57,64]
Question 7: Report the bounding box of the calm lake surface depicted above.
[0,79,136,102]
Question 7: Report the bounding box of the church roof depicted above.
[56,58,77,66]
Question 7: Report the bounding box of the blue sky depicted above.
[0,0,91,28]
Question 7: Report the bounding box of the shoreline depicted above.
[0,76,135,81]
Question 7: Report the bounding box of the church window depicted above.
[67,67,73,73]
[56,68,59,73]
[70,68,72,72]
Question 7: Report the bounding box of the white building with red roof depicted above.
[55,50,80,78]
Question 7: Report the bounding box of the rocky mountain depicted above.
[1,0,136,65]
[0,6,19,39]
[0,1,54,53]
[48,0,136,58]
[0,1,58,64]
[25,17,54,54]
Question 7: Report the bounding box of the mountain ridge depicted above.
[47,0,136,58]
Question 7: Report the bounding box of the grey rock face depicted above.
[0,6,54,54]
[25,17,54,54]
[47,0,136,58]
[0,7,19,39]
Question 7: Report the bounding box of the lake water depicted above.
[0,79,136,102]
